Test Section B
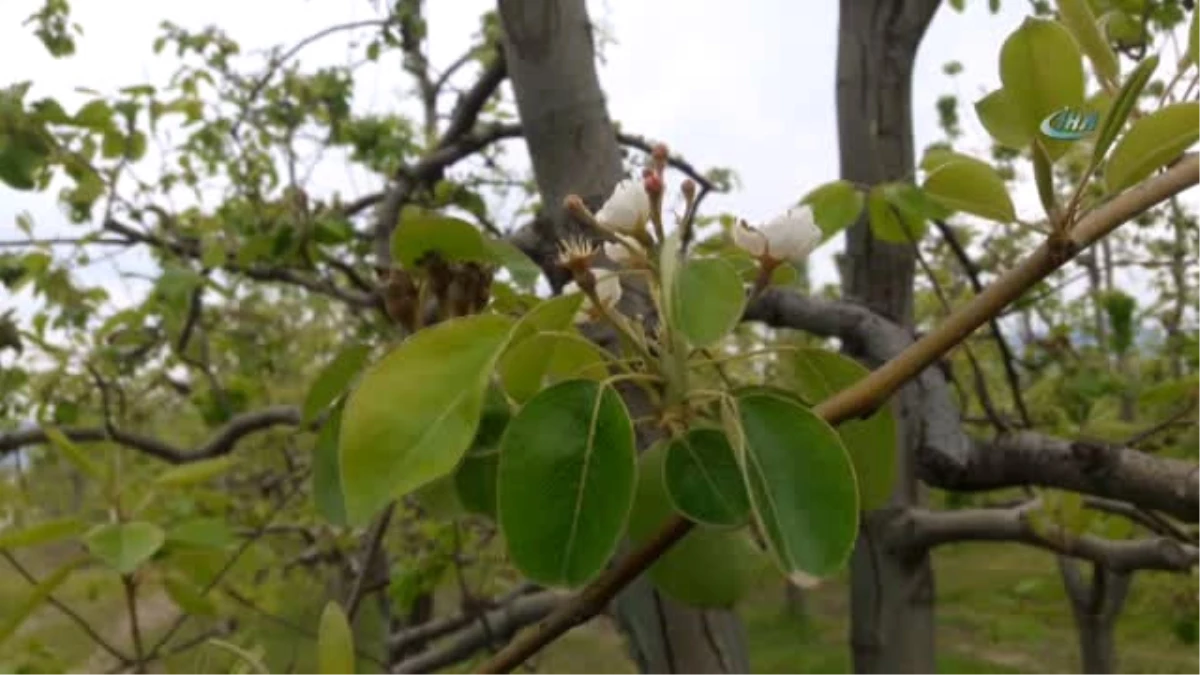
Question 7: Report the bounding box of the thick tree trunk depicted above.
[834,1,941,672]
[497,1,748,671]
[1057,557,1132,674]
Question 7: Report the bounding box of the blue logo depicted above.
[1039,107,1100,141]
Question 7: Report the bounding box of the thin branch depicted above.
[0,237,131,247]
[0,551,131,664]
[1123,400,1197,449]
[122,575,146,673]
[0,405,310,463]
[345,502,395,621]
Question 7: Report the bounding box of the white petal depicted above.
[595,179,650,234]
[603,233,643,265]
[762,205,822,262]
[593,270,623,307]
[731,220,768,257]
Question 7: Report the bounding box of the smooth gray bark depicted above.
[1058,558,1133,674]
[834,0,942,672]
[497,1,749,671]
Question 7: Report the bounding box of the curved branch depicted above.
[0,405,306,464]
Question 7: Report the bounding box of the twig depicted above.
[122,575,146,673]
[345,502,396,620]
[0,551,131,664]
[1123,401,1197,449]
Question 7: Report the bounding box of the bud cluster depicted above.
[381,252,494,333]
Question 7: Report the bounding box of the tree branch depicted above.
[0,405,307,464]
[890,503,1198,573]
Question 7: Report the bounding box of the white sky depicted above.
[0,0,1194,323]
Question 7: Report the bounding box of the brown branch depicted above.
[474,154,1200,673]
[0,405,308,463]
[394,591,564,674]
[345,502,396,620]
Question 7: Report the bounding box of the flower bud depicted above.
[564,270,623,324]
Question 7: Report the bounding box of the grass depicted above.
[2,537,1196,673]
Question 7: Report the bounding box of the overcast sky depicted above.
[0,0,1192,322]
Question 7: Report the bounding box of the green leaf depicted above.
[453,388,508,519]
[790,349,896,510]
[1104,102,1200,193]
[339,314,515,525]
[659,231,683,323]
[508,293,585,346]
[1091,55,1159,167]
[163,571,216,616]
[313,404,348,526]
[154,456,238,487]
[1102,290,1137,356]
[391,209,492,267]
[497,331,608,403]
[1056,0,1119,87]
[43,427,103,480]
[318,602,356,674]
[85,521,166,575]
[731,393,859,580]
[0,517,83,551]
[866,186,921,243]
[498,379,636,588]
[166,518,236,551]
[627,442,774,608]
[1000,17,1085,158]
[1032,141,1058,218]
[921,157,1016,223]
[800,180,865,239]
[671,257,746,349]
[303,344,372,424]
[485,238,541,288]
[664,428,750,527]
[1190,9,1199,67]
[0,557,84,646]
[73,99,113,129]
[975,88,1034,149]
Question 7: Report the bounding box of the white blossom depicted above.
[595,179,651,234]
[564,270,623,324]
[603,232,645,266]
[732,205,822,263]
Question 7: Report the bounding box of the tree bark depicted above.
[1057,557,1133,674]
[834,1,942,672]
[497,1,748,671]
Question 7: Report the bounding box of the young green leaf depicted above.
[790,349,897,510]
[671,257,746,348]
[921,157,1016,223]
[1091,55,1159,168]
[976,88,1034,149]
[485,238,542,289]
[731,393,859,580]
[1104,102,1200,193]
[154,455,238,488]
[627,442,774,609]
[0,517,83,551]
[85,521,166,575]
[339,313,515,525]
[800,180,865,239]
[166,518,236,551]
[318,602,356,674]
[312,403,347,526]
[1032,141,1058,219]
[43,426,103,480]
[497,379,636,588]
[163,571,216,616]
[0,557,84,646]
[497,331,608,403]
[390,209,492,267]
[1055,0,1119,87]
[999,18,1086,134]
[507,293,586,346]
[664,427,750,527]
[867,186,923,243]
[303,344,371,424]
